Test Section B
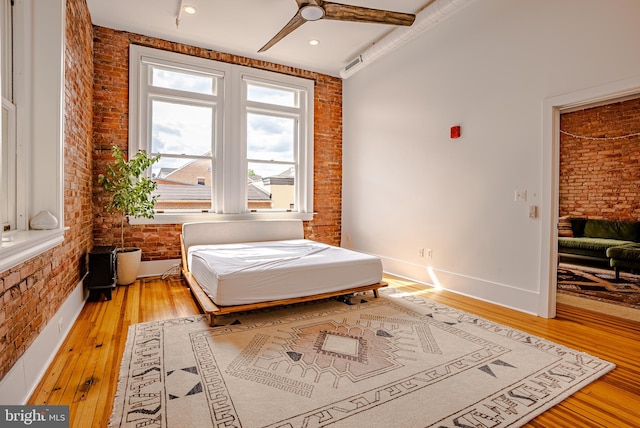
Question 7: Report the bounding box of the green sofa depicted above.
[558,217,640,278]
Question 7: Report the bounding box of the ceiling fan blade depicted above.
[258,13,307,53]
[322,2,415,26]
[295,0,323,6]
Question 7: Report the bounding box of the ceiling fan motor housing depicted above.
[300,5,325,21]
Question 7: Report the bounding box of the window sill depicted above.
[0,228,66,273]
[129,211,316,225]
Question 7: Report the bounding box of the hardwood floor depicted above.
[29,274,640,427]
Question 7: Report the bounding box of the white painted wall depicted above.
[342,0,640,316]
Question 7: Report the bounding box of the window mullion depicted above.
[245,101,299,116]
[221,67,245,214]
[147,85,219,104]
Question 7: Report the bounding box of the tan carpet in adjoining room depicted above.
[110,289,615,428]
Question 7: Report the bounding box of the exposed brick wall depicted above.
[559,98,640,220]
[92,27,343,259]
[308,75,343,245]
[0,0,94,382]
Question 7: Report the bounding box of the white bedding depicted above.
[188,239,383,306]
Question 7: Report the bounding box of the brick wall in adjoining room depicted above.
[0,0,94,383]
[559,97,640,220]
[92,27,344,259]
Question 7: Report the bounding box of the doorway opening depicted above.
[557,96,640,319]
[541,75,640,319]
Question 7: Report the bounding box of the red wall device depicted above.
[450,125,461,139]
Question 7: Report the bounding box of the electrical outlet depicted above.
[427,249,433,258]
[418,248,425,257]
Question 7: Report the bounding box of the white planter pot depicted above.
[117,247,141,285]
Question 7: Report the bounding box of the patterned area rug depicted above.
[557,264,640,309]
[110,290,614,427]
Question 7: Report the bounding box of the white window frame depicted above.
[141,55,224,212]
[2,98,16,231]
[129,45,315,224]
[0,0,65,273]
[241,74,307,213]
[1,0,12,233]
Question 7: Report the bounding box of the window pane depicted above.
[247,83,297,107]
[153,157,213,210]
[247,113,295,162]
[152,100,213,156]
[248,162,295,211]
[151,66,215,95]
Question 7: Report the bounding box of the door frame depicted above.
[539,75,640,318]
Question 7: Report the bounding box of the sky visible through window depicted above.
[247,113,294,162]
[150,68,296,179]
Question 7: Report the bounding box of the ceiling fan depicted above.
[258,0,416,52]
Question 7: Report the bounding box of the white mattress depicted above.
[188,239,383,306]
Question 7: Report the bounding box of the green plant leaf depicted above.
[98,146,160,248]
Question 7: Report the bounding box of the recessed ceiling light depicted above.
[183,5,197,15]
[309,39,320,46]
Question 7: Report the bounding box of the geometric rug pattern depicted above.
[110,289,615,427]
[557,264,640,309]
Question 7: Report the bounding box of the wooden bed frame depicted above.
[180,220,387,326]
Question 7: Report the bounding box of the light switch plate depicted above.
[514,189,527,202]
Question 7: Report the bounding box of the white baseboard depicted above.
[380,255,539,316]
[0,280,87,404]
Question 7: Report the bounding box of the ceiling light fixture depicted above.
[300,5,325,21]
[309,39,319,46]
[183,5,196,14]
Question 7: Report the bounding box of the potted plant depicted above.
[98,145,160,285]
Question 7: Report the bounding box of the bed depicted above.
[180,219,386,326]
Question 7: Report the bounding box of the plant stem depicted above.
[121,215,125,249]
